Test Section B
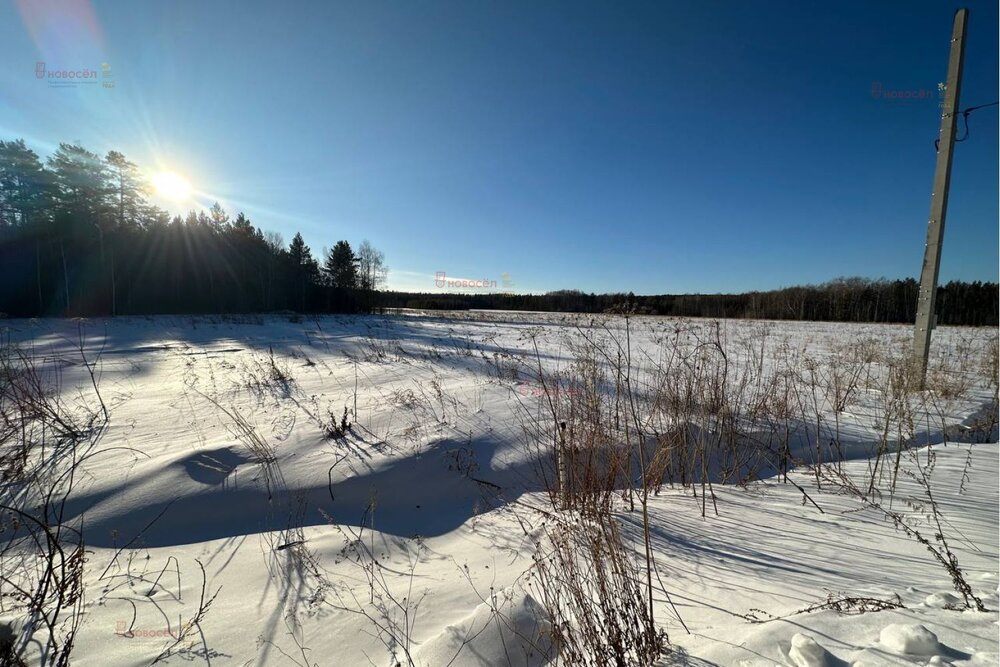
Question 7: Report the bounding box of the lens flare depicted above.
[152,171,192,201]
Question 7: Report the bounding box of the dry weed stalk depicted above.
[0,334,107,666]
[529,513,665,667]
[511,316,996,663]
[817,449,985,611]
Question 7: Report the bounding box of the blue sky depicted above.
[1,0,997,294]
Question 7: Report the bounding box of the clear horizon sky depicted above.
[1,0,997,295]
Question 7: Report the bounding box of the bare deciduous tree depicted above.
[356,240,387,291]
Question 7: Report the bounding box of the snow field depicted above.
[1,312,996,666]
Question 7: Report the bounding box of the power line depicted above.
[935,100,998,151]
[955,100,999,141]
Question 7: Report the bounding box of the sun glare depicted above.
[152,171,193,201]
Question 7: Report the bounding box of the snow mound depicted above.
[878,624,940,655]
[923,592,960,609]
[414,591,553,666]
[788,633,832,667]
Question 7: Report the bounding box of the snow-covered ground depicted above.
[1,313,997,666]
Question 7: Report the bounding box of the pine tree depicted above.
[209,201,229,228]
[288,232,319,309]
[324,240,358,288]
[104,151,146,229]
[0,140,53,229]
[47,143,112,313]
[0,140,54,312]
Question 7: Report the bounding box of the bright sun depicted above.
[152,171,193,201]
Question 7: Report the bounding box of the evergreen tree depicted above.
[324,240,358,288]
[47,143,112,313]
[288,232,319,310]
[209,201,229,228]
[0,140,53,229]
[104,151,146,229]
[0,140,54,313]
[48,143,111,226]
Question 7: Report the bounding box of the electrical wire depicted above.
[935,100,998,152]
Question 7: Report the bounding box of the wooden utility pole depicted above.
[913,8,968,388]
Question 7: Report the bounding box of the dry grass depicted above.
[0,336,107,666]
[530,514,666,667]
[509,315,996,662]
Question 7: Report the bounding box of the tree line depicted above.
[381,277,998,326]
[1,138,994,326]
[0,139,386,317]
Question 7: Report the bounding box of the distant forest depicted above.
[0,139,996,325]
[385,278,999,326]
